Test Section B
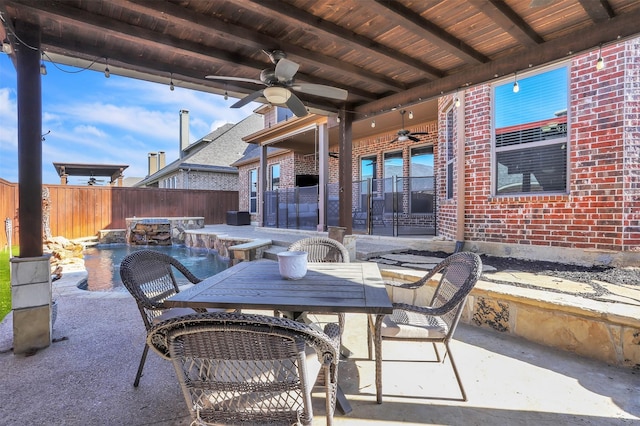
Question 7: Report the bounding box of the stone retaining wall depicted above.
[381,268,640,369]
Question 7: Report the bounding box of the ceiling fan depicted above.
[87,175,105,186]
[390,109,430,143]
[205,50,348,117]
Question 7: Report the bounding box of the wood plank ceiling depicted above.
[1,0,640,124]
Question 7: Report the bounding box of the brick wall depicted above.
[186,171,238,191]
[436,97,459,239]
[237,165,250,212]
[438,39,640,252]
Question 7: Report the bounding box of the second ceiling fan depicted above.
[390,109,430,143]
[205,50,348,117]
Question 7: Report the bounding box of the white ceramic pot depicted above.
[277,251,308,280]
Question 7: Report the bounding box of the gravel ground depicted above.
[407,250,640,288]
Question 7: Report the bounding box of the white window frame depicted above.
[249,169,258,214]
[445,107,455,199]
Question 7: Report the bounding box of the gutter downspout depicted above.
[455,91,466,253]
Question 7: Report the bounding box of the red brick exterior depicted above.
[437,39,640,252]
[239,40,639,254]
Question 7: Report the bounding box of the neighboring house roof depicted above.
[135,113,263,187]
[231,144,288,167]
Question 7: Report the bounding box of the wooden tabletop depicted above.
[166,259,393,314]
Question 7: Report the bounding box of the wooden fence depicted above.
[0,179,239,247]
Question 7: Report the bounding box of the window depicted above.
[360,155,376,181]
[410,146,433,177]
[359,155,377,212]
[493,66,568,195]
[249,169,258,214]
[270,164,280,190]
[383,150,402,192]
[383,151,402,211]
[410,146,434,214]
[445,107,454,199]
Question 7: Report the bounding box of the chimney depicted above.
[148,152,158,176]
[158,151,166,169]
[179,109,189,158]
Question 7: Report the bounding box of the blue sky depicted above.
[495,66,568,128]
[0,54,256,185]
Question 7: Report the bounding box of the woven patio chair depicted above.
[285,237,349,335]
[119,249,231,387]
[288,237,350,263]
[147,312,340,426]
[368,251,482,403]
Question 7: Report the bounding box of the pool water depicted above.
[81,245,229,292]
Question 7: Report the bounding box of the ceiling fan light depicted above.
[264,86,290,104]
[398,135,408,142]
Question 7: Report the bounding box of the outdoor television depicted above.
[295,174,319,188]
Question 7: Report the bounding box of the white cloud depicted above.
[73,124,108,138]
[0,55,259,184]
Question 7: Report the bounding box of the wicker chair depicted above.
[288,237,350,263]
[285,237,349,334]
[147,312,340,426]
[119,249,229,387]
[368,251,482,403]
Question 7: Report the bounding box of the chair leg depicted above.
[432,341,441,362]
[445,341,467,401]
[134,344,149,387]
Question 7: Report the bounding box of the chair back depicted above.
[429,252,482,337]
[147,312,340,426]
[288,237,349,263]
[119,249,202,330]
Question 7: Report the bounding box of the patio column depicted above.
[259,144,268,227]
[338,109,354,234]
[16,21,43,257]
[11,21,52,355]
[455,91,466,251]
[317,122,328,231]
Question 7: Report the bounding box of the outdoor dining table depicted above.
[165,258,393,415]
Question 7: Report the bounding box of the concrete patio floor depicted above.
[1,269,638,425]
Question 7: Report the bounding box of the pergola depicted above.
[2,0,640,257]
[52,162,128,186]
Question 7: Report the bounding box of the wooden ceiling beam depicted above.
[238,0,444,79]
[124,0,406,93]
[371,0,489,64]
[578,0,615,22]
[468,0,544,47]
[42,38,346,115]
[357,8,640,115]
[13,0,374,101]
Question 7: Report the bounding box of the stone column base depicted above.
[11,255,52,354]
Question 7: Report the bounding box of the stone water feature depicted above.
[124,217,205,245]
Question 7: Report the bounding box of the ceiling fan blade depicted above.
[205,75,264,85]
[409,135,420,142]
[275,58,299,82]
[293,83,348,100]
[389,137,399,143]
[230,89,264,108]
[411,132,430,136]
[285,92,308,117]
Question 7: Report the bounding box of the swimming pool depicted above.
[80,245,229,292]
